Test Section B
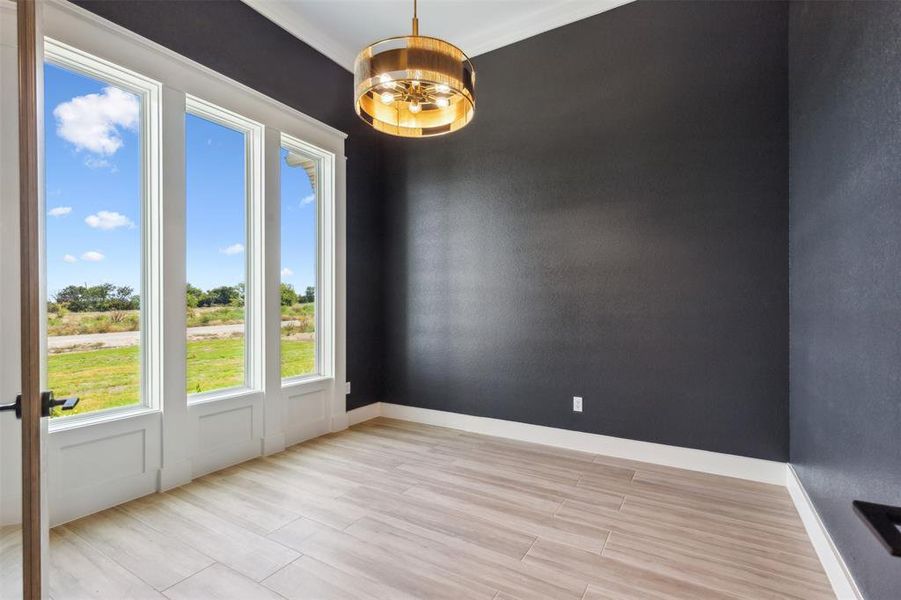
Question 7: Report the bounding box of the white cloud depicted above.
[85,211,134,230]
[219,243,244,256]
[48,206,72,217]
[300,194,315,206]
[62,254,77,263]
[53,86,139,155]
[84,156,113,170]
[281,267,294,277]
[81,250,105,262]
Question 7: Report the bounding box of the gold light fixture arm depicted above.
[412,0,419,36]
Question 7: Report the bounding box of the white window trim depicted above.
[43,38,163,429]
[279,134,337,386]
[5,1,349,525]
[185,95,265,403]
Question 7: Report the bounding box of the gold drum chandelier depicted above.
[354,0,476,138]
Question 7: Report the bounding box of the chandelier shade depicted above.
[353,2,476,138]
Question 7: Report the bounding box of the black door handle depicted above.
[40,391,79,417]
[0,396,23,418]
[0,391,79,419]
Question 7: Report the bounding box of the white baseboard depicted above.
[157,459,193,492]
[262,433,287,456]
[786,465,861,600]
[330,412,350,433]
[356,402,784,485]
[347,402,382,426]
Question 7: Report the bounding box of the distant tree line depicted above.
[51,283,139,312]
[186,282,313,308]
[186,283,246,308]
[50,282,315,313]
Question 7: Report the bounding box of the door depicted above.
[0,1,57,597]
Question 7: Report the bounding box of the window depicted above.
[38,34,336,427]
[280,141,321,381]
[43,40,161,418]
[185,111,247,394]
[185,97,263,398]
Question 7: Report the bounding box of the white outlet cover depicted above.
[573,396,583,412]
[345,382,351,395]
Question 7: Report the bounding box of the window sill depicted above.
[187,387,261,407]
[281,374,331,391]
[48,405,159,434]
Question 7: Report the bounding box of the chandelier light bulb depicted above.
[380,91,395,104]
[436,84,450,93]
[409,101,422,113]
[435,96,449,108]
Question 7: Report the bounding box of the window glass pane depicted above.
[185,113,247,394]
[44,63,143,417]
[280,148,317,380]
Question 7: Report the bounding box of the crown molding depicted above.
[242,0,359,72]
[454,0,634,59]
[242,0,634,73]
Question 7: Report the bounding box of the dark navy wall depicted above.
[789,2,901,598]
[383,1,790,461]
[75,0,385,410]
[71,1,901,592]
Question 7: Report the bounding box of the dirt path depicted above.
[48,321,308,352]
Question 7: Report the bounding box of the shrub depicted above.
[207,285,243,307]
[280,283,298,306]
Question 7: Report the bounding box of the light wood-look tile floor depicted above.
[1,418,833,599]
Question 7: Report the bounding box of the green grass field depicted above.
[48,303,315,336]
[48,337,315,416]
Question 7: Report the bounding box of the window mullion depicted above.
[247,118,265,392]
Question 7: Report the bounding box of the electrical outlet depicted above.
[573,396,583,412]
[345,381,351,395]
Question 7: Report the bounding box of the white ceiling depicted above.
[242,0,632,72]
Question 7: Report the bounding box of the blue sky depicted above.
[185,112,246,291]
[44,63,317,299]
[45,63,141,296]
[279,147,317,295]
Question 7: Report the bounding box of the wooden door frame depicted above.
[17,0,42,597]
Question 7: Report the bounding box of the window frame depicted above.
[15,0,348,526]
[280,133,335,386]
[43,38,163,429]
[37,0,346,446]
[184,95,265,403]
